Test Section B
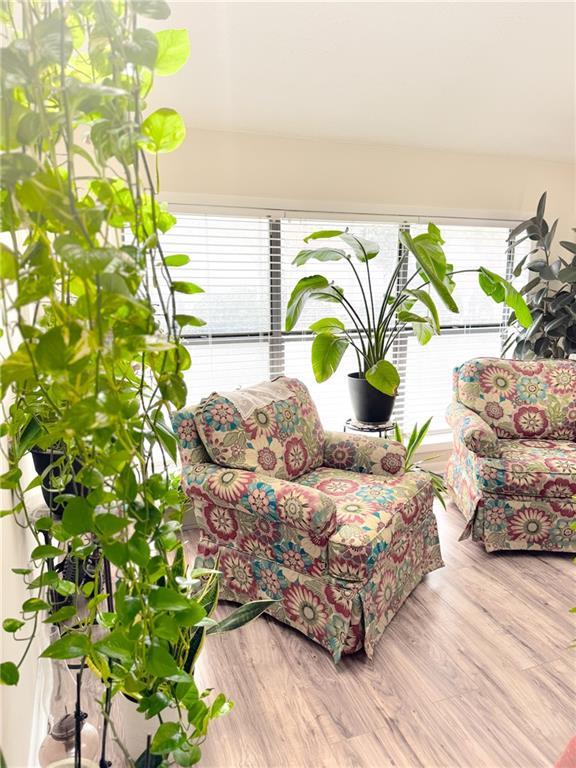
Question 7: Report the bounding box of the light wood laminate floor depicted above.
[188,502,575,768]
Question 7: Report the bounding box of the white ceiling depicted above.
[149,1,576,161]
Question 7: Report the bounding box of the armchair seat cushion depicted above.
[297,467,432,581]
[475,439,576,498]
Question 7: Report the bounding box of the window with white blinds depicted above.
[158,211,515,438]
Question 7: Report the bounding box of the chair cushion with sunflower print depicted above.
[297,466,432,580]
[194,377,325,481]
[446,401,501,457]
[472,439,576,498]
[455,358,576,441]
[323,431,407,476]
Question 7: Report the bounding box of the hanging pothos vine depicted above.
[0,1,271,765]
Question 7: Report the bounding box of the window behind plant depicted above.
[157,210,517,436]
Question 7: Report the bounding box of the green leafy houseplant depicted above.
[285,226,532,407]
[505,192,576,359]
[0,2,272,765]
[394,419,446,506]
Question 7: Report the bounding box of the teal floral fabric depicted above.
[446,401,501,457]
[193,476,443,662]
[323,431,406,476]
[194,377,325,480]
[455,358,576,440]
[174,380,444,659]
[297,467,432,581]
[447,358,576,553]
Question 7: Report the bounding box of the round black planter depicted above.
[347,372,396,424]
[31,448,86,520]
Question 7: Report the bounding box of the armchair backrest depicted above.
[172,406,211,465]
[453,357,576,440]
[186,377,325,480]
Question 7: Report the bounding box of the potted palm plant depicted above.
[285,225,533,423]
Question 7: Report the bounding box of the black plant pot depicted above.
[347,372,396,424]
[31,448,87,520]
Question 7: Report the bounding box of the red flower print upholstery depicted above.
[297,466,432,581]
[446,358,576,553]
[183,463,337,539]
[446,402,500,457]
[193,377,325,480]
[455,358,576,440]
[175,378,444,660]
[323,431,406,476]
[474,440,576,498]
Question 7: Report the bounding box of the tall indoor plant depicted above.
[505,192,576,359]
[285,226,533,423]
[0,2,271,765]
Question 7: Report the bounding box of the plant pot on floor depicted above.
[347,372,396,424]
[31,448,87,520]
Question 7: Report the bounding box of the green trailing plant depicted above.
[505,192,576,359]
[285,226,533,394]
[394,419,446,506]
[0,2,272,765]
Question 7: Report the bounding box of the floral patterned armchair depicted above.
[173,377,443,661]
[446,358,576,553]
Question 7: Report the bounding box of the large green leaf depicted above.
[172,281,204,295]
[0,662,19,686]
[62,497,94,536]
[150,722,185,755]
[399,230,459,313]
[93,630,135,663]
[309,317,346,333]
[285,275,330,332]
[207,599,276,634]
[0,153,37,186]
[339,232,380,262]
[148,641,190,681]
[303,230,343,242]
[365,359,400,396]
[142,108,186,153]
[311,332,348,382]
[292,247,347,266]
[35,328,68,371]
[2,618,24,633]
[175,314,206,329]
[0,347,35,396]
[41,633,91,660]
[404,288,440,333]
[126,28,158,68]
[155,29,190,75]
[478,268,533,329]
[149,587,204,616]
[0,244,17,280]
[412,321,435,345]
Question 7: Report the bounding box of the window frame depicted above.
[162,204,521,435]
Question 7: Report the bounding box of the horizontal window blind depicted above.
[157,210,515,437]
[157,214,274,406]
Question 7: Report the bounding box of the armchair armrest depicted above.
[182,462,337,539]
[446,402,500,457]
[323,431,406,477]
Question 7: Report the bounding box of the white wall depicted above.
[158,128,575,240]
